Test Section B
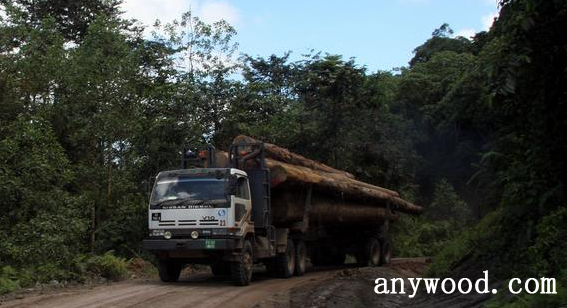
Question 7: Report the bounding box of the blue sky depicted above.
[122,0,499,72]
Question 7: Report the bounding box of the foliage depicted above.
[86,252,129,282]
[0,0,565,300]
[0,116,88,268]
[393,179,472,257]
[0,266,20,295]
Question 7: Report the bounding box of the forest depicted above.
[0,0,565,306]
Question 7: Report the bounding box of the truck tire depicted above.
[231,240,254,286]
[157,260,182,282]
[274,239,295,278]
[380,239,392,265]
[294,240,307,276]
[211,262,231,276]
[357,238,381,267]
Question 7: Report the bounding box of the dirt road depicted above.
[1,258,468,308]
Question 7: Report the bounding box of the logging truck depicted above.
[142,136,422,286]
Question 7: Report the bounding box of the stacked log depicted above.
[233,135,355,179]
[271,191,399,226]
[229,135,423,215]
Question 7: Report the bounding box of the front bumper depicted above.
[142,238,237,251]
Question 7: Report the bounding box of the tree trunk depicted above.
[233,135,355,179]
[271,191,399,226]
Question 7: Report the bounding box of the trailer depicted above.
[142,136,421,285]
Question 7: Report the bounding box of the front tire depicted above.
[157,260,182,282]
[231,240,254,286]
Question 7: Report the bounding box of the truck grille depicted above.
[158,220,175,226]
[178,219,196,226]
[158,219,219,226]
[199,219,219,226]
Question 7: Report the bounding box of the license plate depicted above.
[205,239,216,249]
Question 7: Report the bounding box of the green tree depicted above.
[0,116,88,268]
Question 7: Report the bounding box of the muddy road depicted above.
[1,258,486,308]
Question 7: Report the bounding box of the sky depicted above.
[121,0,499,72]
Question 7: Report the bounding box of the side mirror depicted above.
[227,175,238,196]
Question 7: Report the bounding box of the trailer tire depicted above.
[294,240,307,276]
[231,240,254,286]
[380,239,392,265]
[274,239,295,278]
[157,260,182,282]
[358,238,381,267]
[211,262,231,276]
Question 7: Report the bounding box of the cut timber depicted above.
[271,191,399,226]
[211,150,421,214]
[233,135,355,179]
[266,159,422,214]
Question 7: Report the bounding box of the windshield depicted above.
[150,178,227,205]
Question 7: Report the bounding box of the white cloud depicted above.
[198,1,239,25]
[121,0,240,28]
[0,5,6,20]
[453,10,498,40]
[454,28,476,39]
[122,0,191,27]
[481,12,497,30]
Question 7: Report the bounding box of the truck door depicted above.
[233,176,252,225]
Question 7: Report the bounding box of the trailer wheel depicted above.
[211,261,230,276]
[380,239,392,265]
[157,260,182,282]
[294,240,307,276]
[358,238,381,267]
[231,240,254,286]
[274,239,295,278]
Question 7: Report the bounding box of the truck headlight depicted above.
[151,229,165,237]
[164,231,172,239]
[191,231,199,239]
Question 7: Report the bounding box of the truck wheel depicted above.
[157,260,182,282]
[274,239,295,278]
[211,262,231,276]
[380,239,392,265]
[231,240,254,286]
[358,238,381,267]
[294,240,307,276]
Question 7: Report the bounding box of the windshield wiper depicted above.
[152,198,189,207]
[179,199,206,206]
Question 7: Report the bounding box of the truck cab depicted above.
[142,167,257,283]
[143,143,283,286]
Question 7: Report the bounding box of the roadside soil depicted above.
[0,258,492,308]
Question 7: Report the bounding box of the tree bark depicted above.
[271,191,399,226]
[213,138,423,215]
[265,159,421,214]
[233,135,355,179]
